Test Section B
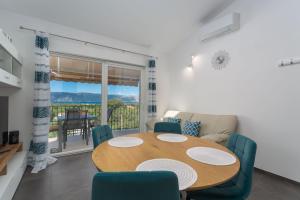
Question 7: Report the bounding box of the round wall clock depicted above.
[211,50,230,70]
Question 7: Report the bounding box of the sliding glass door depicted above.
[107,65,142,136]
[49,53,145,153]
[49,55,102,153]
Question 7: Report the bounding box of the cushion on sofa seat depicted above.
[182,121,201,136]
[190,114,237,136]
[201,133,229,145]
[165,117,181,124]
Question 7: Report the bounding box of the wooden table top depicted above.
[92,133,240,191]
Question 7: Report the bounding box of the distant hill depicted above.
[51,92,138,104]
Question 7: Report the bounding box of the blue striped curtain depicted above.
[28,32,56,173]
[148,59,157,118]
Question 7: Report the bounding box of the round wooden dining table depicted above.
[92,132,240,191]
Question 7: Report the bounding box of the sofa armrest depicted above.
[146,118,159,131]
[200,133,230,145]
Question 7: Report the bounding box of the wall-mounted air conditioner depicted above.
[200,12,240,42]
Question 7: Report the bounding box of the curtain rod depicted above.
[19,25,158,59]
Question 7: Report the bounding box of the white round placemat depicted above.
[157,133,188,143]
[136,158,197,190]
[186,147,236,166]
[108,137,143,147]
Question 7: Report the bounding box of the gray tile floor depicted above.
[13,153,300,200]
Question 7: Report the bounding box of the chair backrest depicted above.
[92,125,113,149]
[90,108,114,128]
[154,122,182,134]
[81,110,88,125]
[107,107,114,122]
[66,108,80,120]
[92,171,180,200]
[64,108,83,130]
[227,133,257,199]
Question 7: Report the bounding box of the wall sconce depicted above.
[186,55,195,69]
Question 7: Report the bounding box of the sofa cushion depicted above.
[175,112,193,129]
[165,117,181,124]
[200,133,229,144]
[190,114,237,136]
[147,111,237,144]
[182,121,201,136]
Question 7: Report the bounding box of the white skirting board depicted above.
[0,151,27,200]
[51,147,93,158]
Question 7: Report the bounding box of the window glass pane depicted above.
[49,54,102,154]
[107,66,141,135]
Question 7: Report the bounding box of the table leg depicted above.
[180,191,187,200]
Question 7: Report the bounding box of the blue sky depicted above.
[50,80,139,97]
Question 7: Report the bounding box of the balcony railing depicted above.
[50,104,140,131]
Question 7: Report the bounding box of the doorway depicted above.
[48,53,145,154]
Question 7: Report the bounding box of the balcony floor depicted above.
[48,128,139,154]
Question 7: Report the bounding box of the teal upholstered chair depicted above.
[92,171,180,200]
[92,125,113,149]
[154,122,182,134]
[187,133,257,200]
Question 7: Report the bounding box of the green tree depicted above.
[108,99,124,108]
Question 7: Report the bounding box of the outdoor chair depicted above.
[62,108,88,149]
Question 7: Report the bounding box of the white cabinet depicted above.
[0,29,22,88]
[0,68,22,88]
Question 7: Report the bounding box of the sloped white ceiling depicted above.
[0,0,234,53]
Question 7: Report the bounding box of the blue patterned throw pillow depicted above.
[182,121,201,136]
[166,117,181,124]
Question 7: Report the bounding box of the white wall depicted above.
[0,10,169,150]
[167,0,300,182]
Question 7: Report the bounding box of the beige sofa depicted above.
[146,111,238,145]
